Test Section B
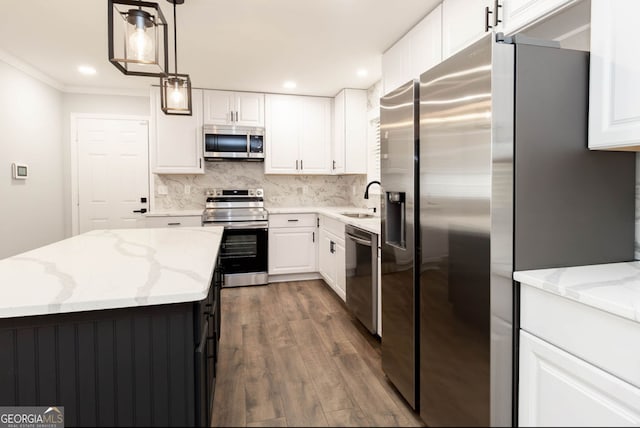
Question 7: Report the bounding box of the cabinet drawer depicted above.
[318,214,345,241]
[146,215,202,228]
[520,284,640,389]
[269,213,317,228]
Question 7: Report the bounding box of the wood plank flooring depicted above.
[211,280,425,427]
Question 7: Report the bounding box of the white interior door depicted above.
[77,118,149,233]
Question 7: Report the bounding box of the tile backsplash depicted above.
[153,161,368,210]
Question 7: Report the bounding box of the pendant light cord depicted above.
[173,0,178,76]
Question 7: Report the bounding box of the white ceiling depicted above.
[0,0,440,97]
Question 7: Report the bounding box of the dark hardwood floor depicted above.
[211,280,425,427]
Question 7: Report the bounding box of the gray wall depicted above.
[0,59,64,258]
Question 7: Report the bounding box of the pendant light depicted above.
[108,0,169,77]
[160,0,192,115]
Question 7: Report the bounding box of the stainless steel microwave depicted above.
[203,125,265,160]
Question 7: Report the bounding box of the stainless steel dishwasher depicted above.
[345,224,378,334]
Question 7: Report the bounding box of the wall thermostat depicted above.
[11,163,28,180]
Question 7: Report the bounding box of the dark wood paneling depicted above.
[36,326,57,406]
[0,299,210,427]
[16,328,37,405]
[77,322,97,427]
[115,318,134,426]
[151,314,170,426]
[57,324,78,426]
[133,315,152,426]
[0,330,16,404]
[96,320,116,427]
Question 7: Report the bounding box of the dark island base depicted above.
[0,273,220,427]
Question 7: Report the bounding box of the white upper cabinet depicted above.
[589,0,640,150]
[203,90,264,127]
[150,88,204,174]
[442,0,493,59]
[501,0,576,35]
[411,4,443,78]
[332,89,367,175]
[265,94,331,175]
[382,5,442,95]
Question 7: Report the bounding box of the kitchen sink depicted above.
[341,212,375,219]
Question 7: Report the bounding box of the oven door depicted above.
[219,227,268,287]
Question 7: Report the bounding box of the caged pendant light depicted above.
[108,0,169,77]
[160,0,192,115]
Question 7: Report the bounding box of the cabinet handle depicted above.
[317,218,319,227]
[287,219,299,222]
[296,160,299,170]
[235,111,239,122]
[485,6,492,32]
[333,160,336,170]
[300,160,303,170]
[167,222,181,226]
[199,158,202,168]
[230,111,234,122]
[313,231,315,243]
[494,0,502,27]
[330,241,335,254]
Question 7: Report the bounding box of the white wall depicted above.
[61,93,149,236]
[0,59,64,258]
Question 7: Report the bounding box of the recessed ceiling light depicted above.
[78,65,97,76]
[283,81,297,89]
[357,69,368,78]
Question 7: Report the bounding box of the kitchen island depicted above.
[0,227,223,427]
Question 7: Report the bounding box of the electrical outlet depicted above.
[158,185,168,195]
[184,184,191,195]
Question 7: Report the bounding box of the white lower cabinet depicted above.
[268,214,317,275]
[317,215,346,301]
[519,330,640,427]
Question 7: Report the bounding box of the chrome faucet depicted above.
[364,180,381,199]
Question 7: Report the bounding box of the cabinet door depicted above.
[411,4,443,77]
[265,94,300,174]
[203,90,234,125]
[343,89,367,174]
[299,97,331,175]
[151,89,204,174]
[318,229,336,287]
[382,35,411,95]
[588,0,640,150]
[442,0,493,59]
[332,90,346,174]
[519,331,640,427]
[334,239,346,302]
[268,227,317,274]
[236,92,265,127]
[501,0,574,35]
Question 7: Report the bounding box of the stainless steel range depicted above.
[202,188,268,287]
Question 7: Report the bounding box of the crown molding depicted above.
[0,49,65,91]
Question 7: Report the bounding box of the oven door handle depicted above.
[217,221,269,229]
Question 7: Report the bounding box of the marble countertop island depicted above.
[514,261,640,323]
[0,227,224,318]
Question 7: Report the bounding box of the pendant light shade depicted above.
[108,0,168,77]
[160,0,192,115]
[160,73,192,114]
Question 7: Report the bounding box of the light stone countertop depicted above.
[0,227,223,318]
[514,261,640,324]
[267,206,381,235]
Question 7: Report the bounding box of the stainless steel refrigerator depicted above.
[380,33,635,427]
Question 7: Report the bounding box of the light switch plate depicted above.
[11,163,28,179]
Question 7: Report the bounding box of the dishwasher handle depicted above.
[346,233,373,247]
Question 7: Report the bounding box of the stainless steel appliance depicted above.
[380,33,635,427]
[203,125,265,160]
[202,188,269,287]
[345,224,378,335]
